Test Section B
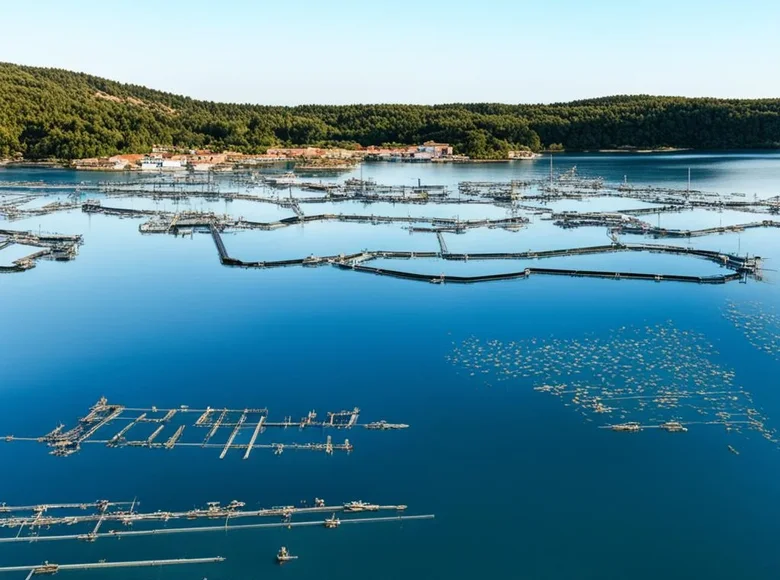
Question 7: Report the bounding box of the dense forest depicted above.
[2,62,780,160]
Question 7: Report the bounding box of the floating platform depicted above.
[0,229,82,274]
[0,557,224,577]
[0,495,433,548]
[207,230,759,286]
[2,398,407,459]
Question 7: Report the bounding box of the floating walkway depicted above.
[3,176,778,280]
[0,515,435,547]
[0,229,82,273]
[0,495,433,546]
[207,226,760,285]
[617,220,780,238]
[2,398,407,458]
[553,210,780,238]
[0,557,224,577]
[0,498,410,532]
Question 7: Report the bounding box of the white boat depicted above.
[266,172,297,186]
[276,546,298,564]
[343,500,379,512]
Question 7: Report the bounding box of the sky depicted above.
[2,0,779,105]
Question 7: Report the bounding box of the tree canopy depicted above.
[1,62,780,160]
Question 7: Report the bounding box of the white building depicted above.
[140,157,163,171]
[140,156,186,171]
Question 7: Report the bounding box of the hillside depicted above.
[1,62,780,160]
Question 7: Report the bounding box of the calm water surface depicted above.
[1,152,779,579]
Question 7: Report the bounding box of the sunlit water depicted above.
[1,152,780,580]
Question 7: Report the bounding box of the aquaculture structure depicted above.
[0,496,434,545]
[2,169,778,286]
[206,220,762,284]
[447,322,776,446]
[2,398,408,458]
[0,557,224,578]
[0,229,81,273]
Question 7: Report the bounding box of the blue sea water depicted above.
[1,152,780,579]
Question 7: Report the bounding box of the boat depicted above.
[364,420,410,430]
[611,422,642,432]
[728,445,740,455]
[276,546,298,564]
[324,514,340,528]
[265,172,297,187]
[509,151,542,160]
[33,562,59,575]
[343,500,379,512]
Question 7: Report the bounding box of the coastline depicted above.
[3,148,778,173]
[594,147,692,154]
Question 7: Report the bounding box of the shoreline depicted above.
[2,148,778,173]
[592,148,692,154]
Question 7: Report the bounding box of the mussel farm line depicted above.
[0,497,433,546]
[448,323,777,446]
[2,398,408,458]
[722,300,780,361]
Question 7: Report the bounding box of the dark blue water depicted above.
[1,153,780,579]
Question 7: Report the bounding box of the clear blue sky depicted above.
[2,0,779,105]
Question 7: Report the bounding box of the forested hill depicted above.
[2,62,780,160]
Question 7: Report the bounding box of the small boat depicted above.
[266,172,298,187]
[364,421,410,430]
[276,546,298,564]
[728,445,740,455]
[324,514,340,528]
[343,501,379,512]
[33,562,59,575]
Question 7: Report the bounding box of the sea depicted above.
[1,152,779,579]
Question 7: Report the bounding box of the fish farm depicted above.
[0,557,226,579]
[447,321,776,448]
[0,497,433,545]
[2,157,779,578]
[0,166,776,284]
[2,398,408,458]
[722,300,780,361]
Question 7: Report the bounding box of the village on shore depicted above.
[64,142,540,172]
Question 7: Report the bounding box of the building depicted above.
[71,154,144,171]
[421,142,454,158]
[140,155,186,171]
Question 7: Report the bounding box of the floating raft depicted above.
[2,398,407,458]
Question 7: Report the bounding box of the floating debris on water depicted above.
[723,300,780,361]
[446,322,776,445]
